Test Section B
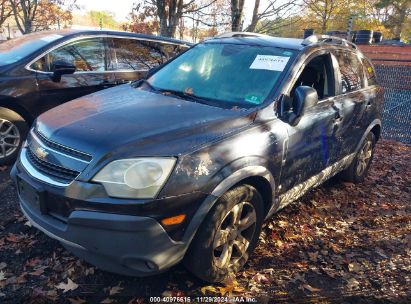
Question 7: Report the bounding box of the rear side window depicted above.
[335,51,364,93]
[110,38,172,71]
[161,44,187,58]
[362,58,377,86]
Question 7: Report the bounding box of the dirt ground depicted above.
[0,140,410,304]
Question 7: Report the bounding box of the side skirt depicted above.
[266,153,355,218]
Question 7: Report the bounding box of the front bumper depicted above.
[19,196,184,276]
[11,160,208,276]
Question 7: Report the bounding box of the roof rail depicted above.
[215,32,268,39]
[302,34,357,49]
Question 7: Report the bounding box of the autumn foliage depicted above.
[0,139,409,302]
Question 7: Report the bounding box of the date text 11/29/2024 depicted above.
[149,296,258,303]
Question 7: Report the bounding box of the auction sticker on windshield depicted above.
[250,55,290,71]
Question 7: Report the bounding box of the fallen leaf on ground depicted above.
[68,298,87,304]
[302,284,321,292]
[109,285,124,296]
[56,278,79,293]
[200,286,219,295]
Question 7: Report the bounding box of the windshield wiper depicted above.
[132,79,158,92]
[158,89,216,106]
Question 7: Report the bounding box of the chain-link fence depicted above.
[374,63,411,144]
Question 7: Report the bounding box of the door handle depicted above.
[334,112,343,123]
[366,100,372,108]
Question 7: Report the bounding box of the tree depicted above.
[375,0,411,39]
[230,0,244,31]
[246,0,300,32]
[123,2,159,34]
[9,0,38,33]
[9,0,76,34]
[87,10,119,29]
[302,0,341,33]
[0,0,13,29]
[182,0,230,41]
[145,0,217,37]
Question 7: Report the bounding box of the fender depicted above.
[0,96,33,125]
[181,165,275,245]
[354,119,381,153]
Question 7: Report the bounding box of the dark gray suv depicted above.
[12,33,383,282]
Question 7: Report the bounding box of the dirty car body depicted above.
[11,34,383,279]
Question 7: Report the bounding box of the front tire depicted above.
[184,184,264,283]
[341,132,376,183]
[0,107,28,165]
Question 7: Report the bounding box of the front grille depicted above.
[34,129,92,162]
[27,148,80,184]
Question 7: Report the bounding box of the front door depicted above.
[33,37,117,115]
[278,52,340,194]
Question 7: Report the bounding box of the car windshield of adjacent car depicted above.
[147,42,295,108]
[0,32,63,66]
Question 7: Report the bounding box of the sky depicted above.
[75,0,264,23]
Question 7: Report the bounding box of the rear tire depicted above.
[0,107,28,165]
[340,132,376,183]
[184,184,264,283]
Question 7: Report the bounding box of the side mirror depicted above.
[51,60,76,82]
[279,86,318,125]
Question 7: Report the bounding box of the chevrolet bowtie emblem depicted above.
[35,146,48,160]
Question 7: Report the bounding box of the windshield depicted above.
[148,43,295,108]
[0,32,64,66]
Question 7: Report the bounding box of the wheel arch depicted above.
[355,119,382,153]
[182,166,275,246]
[370,124,381,142]
[0,96,33,125]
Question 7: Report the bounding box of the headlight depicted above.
[92,158,176,199]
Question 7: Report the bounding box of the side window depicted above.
[161,44,187,60]
[335,51,364,93]
[110,38,166,71]
[362,58,377,86]
[291,53,335,100]
[31,38,106,72]
[30,56,47,71]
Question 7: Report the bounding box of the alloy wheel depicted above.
[356,139,373,176]
[0,118,21,159]
[213,201,257,270]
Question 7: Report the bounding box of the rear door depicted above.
[32,37,116,114]
[331,50,369,156]
[108,37,186,84]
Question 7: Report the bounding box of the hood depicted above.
[36,84,255,159]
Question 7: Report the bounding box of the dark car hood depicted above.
[36,84,255,158]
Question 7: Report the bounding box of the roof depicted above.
[205,36,305,50]
[19,29,192,46]
[205,33,360,52]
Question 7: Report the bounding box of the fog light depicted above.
[161,214,186,226]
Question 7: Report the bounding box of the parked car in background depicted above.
[0,30,190,164]
[12,33,382,282]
